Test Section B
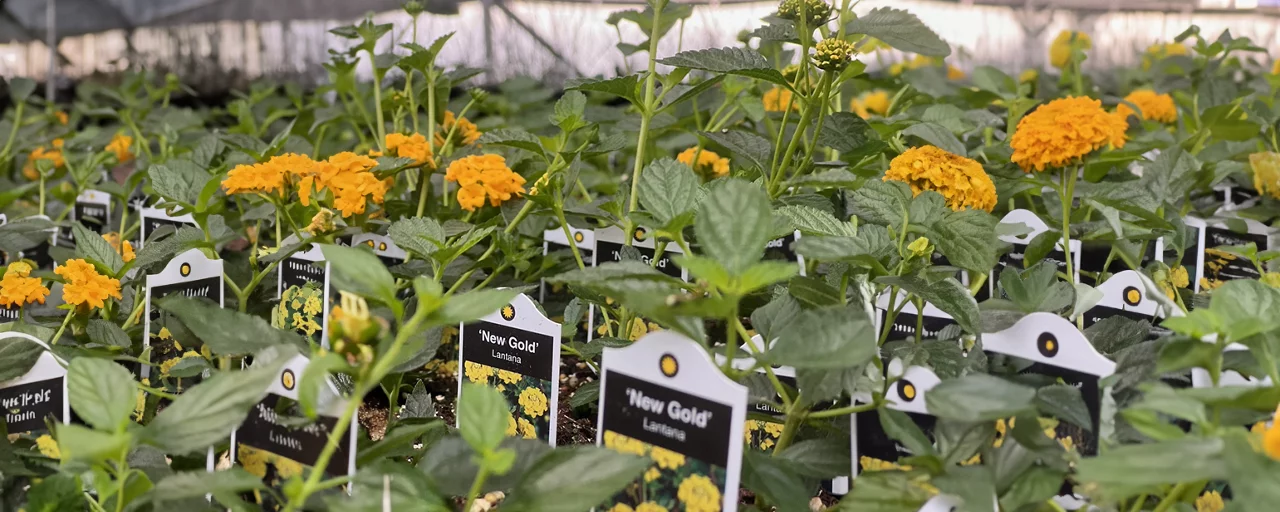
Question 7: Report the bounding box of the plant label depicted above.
[588,226,686,341]
[596,330,747,512]
[991,209,1081,294]
[232,353,357,505]
[277,236,333,346]
[850,360,940,477]
[541,226,595,318]
[983,312,1116,509]
[17,215,58,271]
[1082,270,1177,329]
[764,230,806,276]
[875,290,957,343]
[59,189,112,245]
[352,232,407,268]
[137,203,195,248]
[0,333,68,433]
[1195,215,1273,290]
[143,248,223,380]
[1213,183,1260,212]
[457,292,561,445]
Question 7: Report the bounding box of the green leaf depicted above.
[357,422,444,465]
[658,47,790,86]
[0,335,42,382]
[777,437,851,479]
[1075,437,1225,491]
[933,466,996,512]
[475,129,545,157]
[877,275,979,335]
[843,7,952,57]
[1034,384,1092,432]
[0,216,56,253]
[565,74,641,106]
[457,382,510,453]
[389,217,446,259]
[769,306,877,369]
[86,319,131,348]
[1143,147,1201,207]
[817,112,885,159]
[148,161,207,206]
[999,465,1067,511]
[902,122,966,156]
[144,354,289,455]
[56,423,131,464]
[551,91,587,131]
[297,352,347,420]
[926,374,1036,422]
[434,288,522,326]
[741,450,811,512]
[702,129,771,172]
[776,205,856,237]
[880,408,937,457]
[504,447,649,512]
[67,358,136,432]
[695,179,773,275]
[73,222,124,275]
[788,275,844,308]
[321,244,398,306]
[934,419,993,467]
[998,261,1074,314]
[849,179,912,228]
[735,260,800,295]
[835,470,932,512]
[9,78,36,102]
[791,227,895,265]
[158,296,304,356]
[1208,279,1280,342]
[148,469,265,504]
[638,158,699,226]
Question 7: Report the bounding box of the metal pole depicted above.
[483,0,495,81]
[46,0,56,102]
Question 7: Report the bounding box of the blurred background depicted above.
[1,0,1277,95]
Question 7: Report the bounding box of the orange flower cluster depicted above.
[763,88,797,113]
[386,132,434,167]
[884,145,997,212]
[0,262,49,308]
[102,233,135,263]
[23,139,65,180]
[1010,96,1127,172]
[1115,89,1177,124]
[444,154,526,211]
[106,132,135,163]
[677,148,730,179]
[436,111,482,147]
[222,152,388,217]
[56,259,121,309]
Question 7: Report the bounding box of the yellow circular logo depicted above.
[633,228,647,242]
[379,242,388,251]
[659,354,679,377]
[180,263,191,277]
[500,304,516,321]
[1123,286,1141,306]
[1037,332,1059,358]
[365,240,375,248]
[898,380,917,402]
[281,369,296,391]
[573,231,585,243]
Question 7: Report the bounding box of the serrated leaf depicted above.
[695,179,773,275]
[476,129,545,156]
[658,47,789,86]
[565,74,641,106]
[702,129,771,172]
[638,158,700,226]
[389,217,446,259]
[844,7,952,57]
[902,122,966,156]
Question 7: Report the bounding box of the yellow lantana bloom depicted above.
[1049,30,1091,69]
[0,262,49,308]
[676,148,730,179]
[444,154,526,211]
[1116,89,1177,124]
[884,145,997,212]
[1010,96,1127,172]
[56,259,122,310]
[763,87,797,112]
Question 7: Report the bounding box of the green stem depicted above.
[50,311,74,345]
[462,466,492,512]
[1151,482,1193,512]
[623,0,665,244]
[806,400,880,419]
[38,174,46,216]
[770,73,831,197]
[445,200,537,296]
[1060,167,1078,284]
[0,102,24,161]
[555,203,586,270]
[771,403,806,455]
[1127,494,1149,512]
[367,54,387,152]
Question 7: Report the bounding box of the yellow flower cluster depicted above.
[56,259,121,309]
[222,152,387,217]
[1157,265,1190,299]
[102,233,135,263]
[518,417,537,439]
[1196,491,1224,512]
[1250,152,1280,200]
[1200,248,1237,291]
[386,132,434,166]
[1010,96,1127,172]
[436,111,482,147]
[238,444,304,480]
[851,90,890,119]
[676,148,730,179]
[888,55,965,80]
[272,284,324,336]
[677,474,721,512]
[1143,42,1188,70]
[106,132,134,163]
[884,145,997,212]
[1049,30,1091,69]
[1260,404,1280,461]
[651,445,686,469]
[813,38,855,71]
[745,419,785,450]
[159,350,203,377]
[23,139,65,181]
[519,386,549,418]
[603,430,649,457]
[444,154,526,211]
[36,434,59,459]
[610,503,669,512]
[0,262,49,308]
[763,87,797,112]
[465,361,495,383]
[54,111,68,125]
[1116,89,1177,124]
[497,369,521,384]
